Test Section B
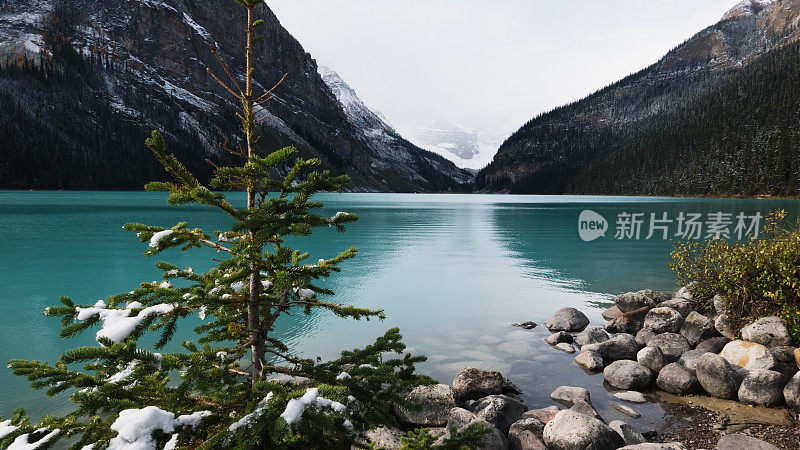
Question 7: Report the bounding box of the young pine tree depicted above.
[2,1,486,448]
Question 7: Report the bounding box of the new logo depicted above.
[578,210,608,242]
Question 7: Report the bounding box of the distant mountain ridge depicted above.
[476,0,800,196]
[0,0,472,192]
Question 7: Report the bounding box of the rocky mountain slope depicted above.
[476,0,800,196]
[0,0,472,192]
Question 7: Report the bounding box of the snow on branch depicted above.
[76,302,176,343]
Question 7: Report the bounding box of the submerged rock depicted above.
[696,353,742,399]
[394,384,458,427]
[512,321,538,330]
[643,307,684,334]
[613,391,647,403]
[555,342,576,354]
[720,340,776,371]
[574,350,604,371]
[452,367,521,400]
[737,369,787,407]
[612,402,640,418]
[542,410,624,450]
[604,360,654,391]
[545,307,589,332]
[741,317,792,348]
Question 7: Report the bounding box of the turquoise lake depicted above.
[1,192,798,432]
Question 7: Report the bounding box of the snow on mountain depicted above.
[722,0,775,21]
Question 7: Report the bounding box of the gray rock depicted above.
[361,426,405,449]
[772,361,798,379]
[522,408,560,424]
[546,331,574,345]
[447,407,481,429]
[542,410,625,450]
[575,327,610,347]
[612,402,640,418]
[680,312,719,346]
[606,306,650,334]
[586,333,640,361]
[677,349,709,372]
[512,321,538,330]
[550,386,591,407]
[696,353,743,399]
[452,367,521,400]
[741,317,792,348]
[738,369,787,407]
[574,350,604,371]
[656,363,699,395]
[509,418,547,450]
[714,313,739,340]
[716,434,779,450]
[720,340,776,371]
[695,336,730,354]
[635,328,657,347]
[613,391,647,403]
[602,305,623,321]
[637,346,667,372]
[469,394,527,434]
[569,399,602,420]
[621,444,688,450]
[644,307,684,334]
[713,294,727,314]
[445,408,508,450]
[614,290,667,313]
[545,307,590,332]
[609,420,646,445]
[604,360,654,391]
[658,298,695,317]
[556,342,576,354]
[784,371,800,413]
[770,346,797,364]
[394,384,458,427]
[646,333,691,363]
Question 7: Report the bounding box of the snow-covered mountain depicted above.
[0,0,472,192]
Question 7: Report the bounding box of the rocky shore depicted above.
[367,287,800,449]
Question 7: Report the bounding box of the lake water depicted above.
[1,192,798,432]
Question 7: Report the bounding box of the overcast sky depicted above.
[269,0,738,141]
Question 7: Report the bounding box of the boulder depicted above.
[550,386,591,407]
[545,307,589,332]
[546,331,574,345]
[635,328,657,347]
[542,410,625,450]
[637,346,666,373]
[602,305,623,321]
[574,350,604,371]
[613,391,647,403]
[784,371,800,413]
[658,298,694,317]
[445,408,507,450]
[394,384,458,426]
[770,346,796,364]
[569,400,602,420]
[575,327,610,347]
[609,420,646,445]
[469,394,527,434]
[695,336,730,354]
[738,369,787,407]
[713,294,727,314]
[508,418,547,450]
[362,427,405,449]
[452,367,521,400]
[606,306,650,334]
[604,360,654,391]
[696,353,743,399]
[556,342,576,354]
[795,348,800,369]
[621,445,688,450]
[447,407,481,429]
[611,402,640,418]
[614,290,667,313]
[715,434,779,450]
[772,362,798,379]
[585,333,640,361]
[741,317,792,348]
[677,349,708,372]
[643,307,684,334]
[714,313,739,340]
[522,407,560,424]
[720,341,776,371]
[673,285,693,300]
[656,363,699,395]
[680,312,719,346]
[646,333,691,363]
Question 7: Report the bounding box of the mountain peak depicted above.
[721,0,775,22]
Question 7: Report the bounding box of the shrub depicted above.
[671,210,800,344]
